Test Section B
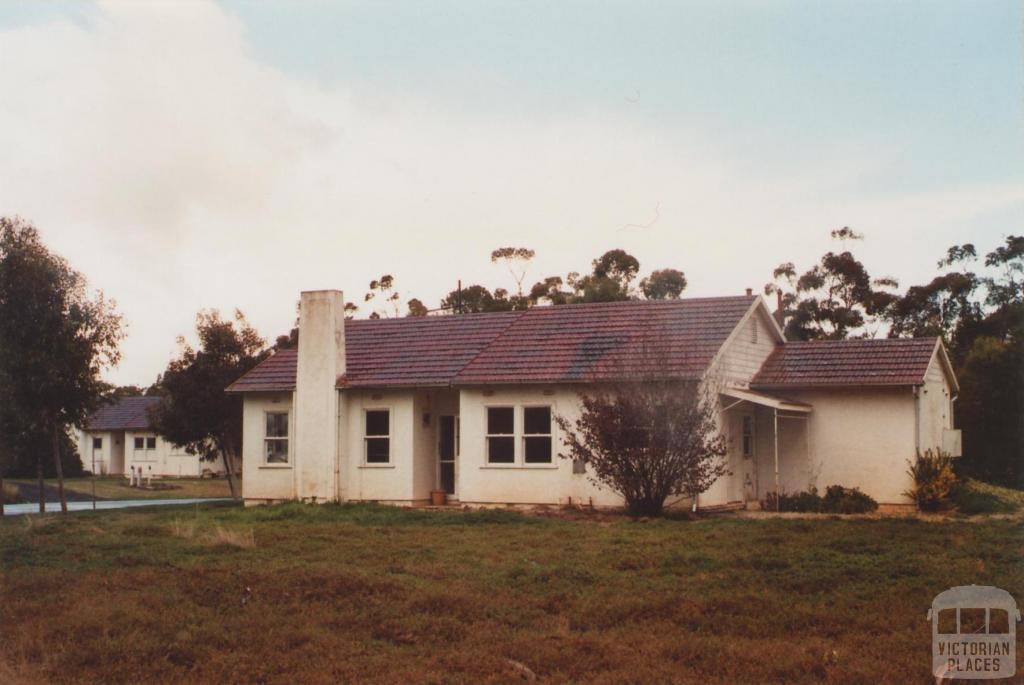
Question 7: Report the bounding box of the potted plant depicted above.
[430,489,447,506]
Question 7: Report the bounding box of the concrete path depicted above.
[2,498,233,516]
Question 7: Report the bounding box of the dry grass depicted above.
[170,518,254,548]
[206,525,255,548]
[1,501,1021,684]
[8,476,234,500]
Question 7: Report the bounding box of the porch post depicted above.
[773,408,780,512]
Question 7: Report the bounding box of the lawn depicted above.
[1,503,1021,685]
[8,476,233,501]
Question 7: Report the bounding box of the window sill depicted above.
[358,464,395,469]
[258,464,292,469]
[480,464,558,470]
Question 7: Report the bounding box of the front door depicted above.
[438,415,457,496]
[740,413,758,502]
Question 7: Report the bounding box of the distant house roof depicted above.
[84,396,162,431]
[751,338,943,389]
[226,296,759,392]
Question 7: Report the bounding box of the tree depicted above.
[529,249,643,305]
[150,310,267,499]
[640,268,688,300]
[554,336,728,516]
[365,275,402,318]
[765,229,898,340]
[441,284,516,313]
[0,217,123,512]
[490,247,535,301]
[883,235,1023,486]
[956,336,1023,487]
[406,298,428,317]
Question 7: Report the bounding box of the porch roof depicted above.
[720,386,812,413]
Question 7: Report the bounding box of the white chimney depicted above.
[293,290,345,501]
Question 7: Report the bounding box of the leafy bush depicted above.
[764,485,877,514]
[951,478,1023,515]
[904,449,958,511]
[764,488,822,512]
[820,485,878,514]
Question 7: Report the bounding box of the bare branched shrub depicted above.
[556,324,728,516]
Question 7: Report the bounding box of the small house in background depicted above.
[78,397,224,478]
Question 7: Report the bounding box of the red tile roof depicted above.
[345,312,521,387]
[226,296,758,392]
[84,396,162,431]
[225,348,299,393]
[750,337,940,389]
[454,297,756,385]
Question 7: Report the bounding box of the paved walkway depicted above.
[2,498,233,516]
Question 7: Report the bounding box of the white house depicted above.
[78,397,226,478]
[227,290,961,509]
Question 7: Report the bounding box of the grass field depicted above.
[1,502,1021,684]
[8,476,233,501]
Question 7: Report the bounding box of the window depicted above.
[265,412,289,464]
[92,437,102,450]
[365,409,390,464]
[486,407,515,464]
[134,437,144,450]
[750,319,758,344]
[523,406,552,463]
[146,437,157,450]
[741,415,754,458]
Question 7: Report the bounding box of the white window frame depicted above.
[485,405,516,465]
[133,433,157,461]
[521,405,554,465]
[263,411,290,466]
[363,408,392,466]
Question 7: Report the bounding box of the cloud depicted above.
[0,0,1019,384]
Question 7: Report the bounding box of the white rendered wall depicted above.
[241,392,296,501]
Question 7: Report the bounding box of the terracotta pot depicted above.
[430,490,447,506]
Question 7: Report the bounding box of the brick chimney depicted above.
[745,288,753,296]
[293,290,345,502]
[774,289,785,329]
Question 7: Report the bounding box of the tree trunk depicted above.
[52,424,67,513]
[37,451,45,514]
[221,448,239,500]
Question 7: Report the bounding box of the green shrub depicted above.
[764,485,877,514]
[820,485,878,514]
[764,488,823,512]
[904,449,958,511]
[951,479,1022,515]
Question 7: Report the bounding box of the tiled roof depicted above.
[454,297,756,385]
[751,338,939,389]
[226,296,758,392]
[84,396,162,431]
[344,312,521,387]
[225,349,299,393]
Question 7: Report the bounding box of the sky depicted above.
[0,0,1020,386]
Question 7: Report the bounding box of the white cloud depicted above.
[0,0,1019,384]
